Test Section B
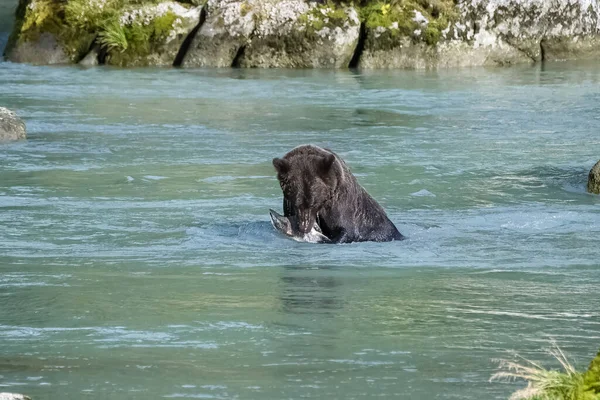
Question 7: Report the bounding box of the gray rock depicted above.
[242,4,360,68]
[183,0,360,68]
[182,0,256,68]
[79,45,100,66]
[0,107,26,142]
[6,32,70,65]
[4,0,600,68]
[359,0,600,69]
[588,160,600,195]
[0,393,32,400]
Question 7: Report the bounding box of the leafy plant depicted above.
[98,19,128,52]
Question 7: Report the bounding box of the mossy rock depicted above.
[5,0,95,64]
[241,2,360,68]
[5,0,202,67]
[103,2,203,67]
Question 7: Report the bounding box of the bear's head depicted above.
[273,152,339,234]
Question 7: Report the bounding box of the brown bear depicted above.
[272,145,403,244]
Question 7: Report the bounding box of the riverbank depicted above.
[3,0,600,69]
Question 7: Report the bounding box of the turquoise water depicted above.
[1,61,600,399]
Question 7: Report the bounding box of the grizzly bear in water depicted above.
[272,145,403,244]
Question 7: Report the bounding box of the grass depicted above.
[98,18,128,52]
[491,342,600,400]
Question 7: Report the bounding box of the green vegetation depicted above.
[359,0,457,46]
[298,2,353,34]
[491,344,600,400]
[298,0,458,47]
[98,18,128,52]
[584,351,600,395]
[99,10,178,59]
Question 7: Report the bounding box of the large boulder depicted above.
[0,107,26,142]
[241,1,360,68]
[181,0,256,68]
[588,160,600,195]
[5,0,202,67]
[182,0,360,68]
[358,0,600,69]
[4,0,94,65]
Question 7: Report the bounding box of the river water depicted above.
[1,59,600,399]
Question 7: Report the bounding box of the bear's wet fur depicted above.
[273,145,403,244]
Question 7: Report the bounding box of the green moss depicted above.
[19,0,63,41]
[298,2,355,36]
[14,0,95,61]
[359,0,458,47]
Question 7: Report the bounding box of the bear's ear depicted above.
[317,153,335,175]
[273,158,290,175]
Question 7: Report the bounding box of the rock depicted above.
[358,0,600,69]
[79,45,100,66]
[0,33,8,59]
[6,31,71,65]
[183,0,360,68]
[0,107,26,142]
[182,0,255,68]
[587,160,600,195]
[241,2,360,68]
[3,0,600,68]
[4,0,95,65]
[0,393,32,400]
[105,1,204,67]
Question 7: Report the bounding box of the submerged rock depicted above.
[0,393,32,400]
[0,107,26,142]
[587,160,600,195]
